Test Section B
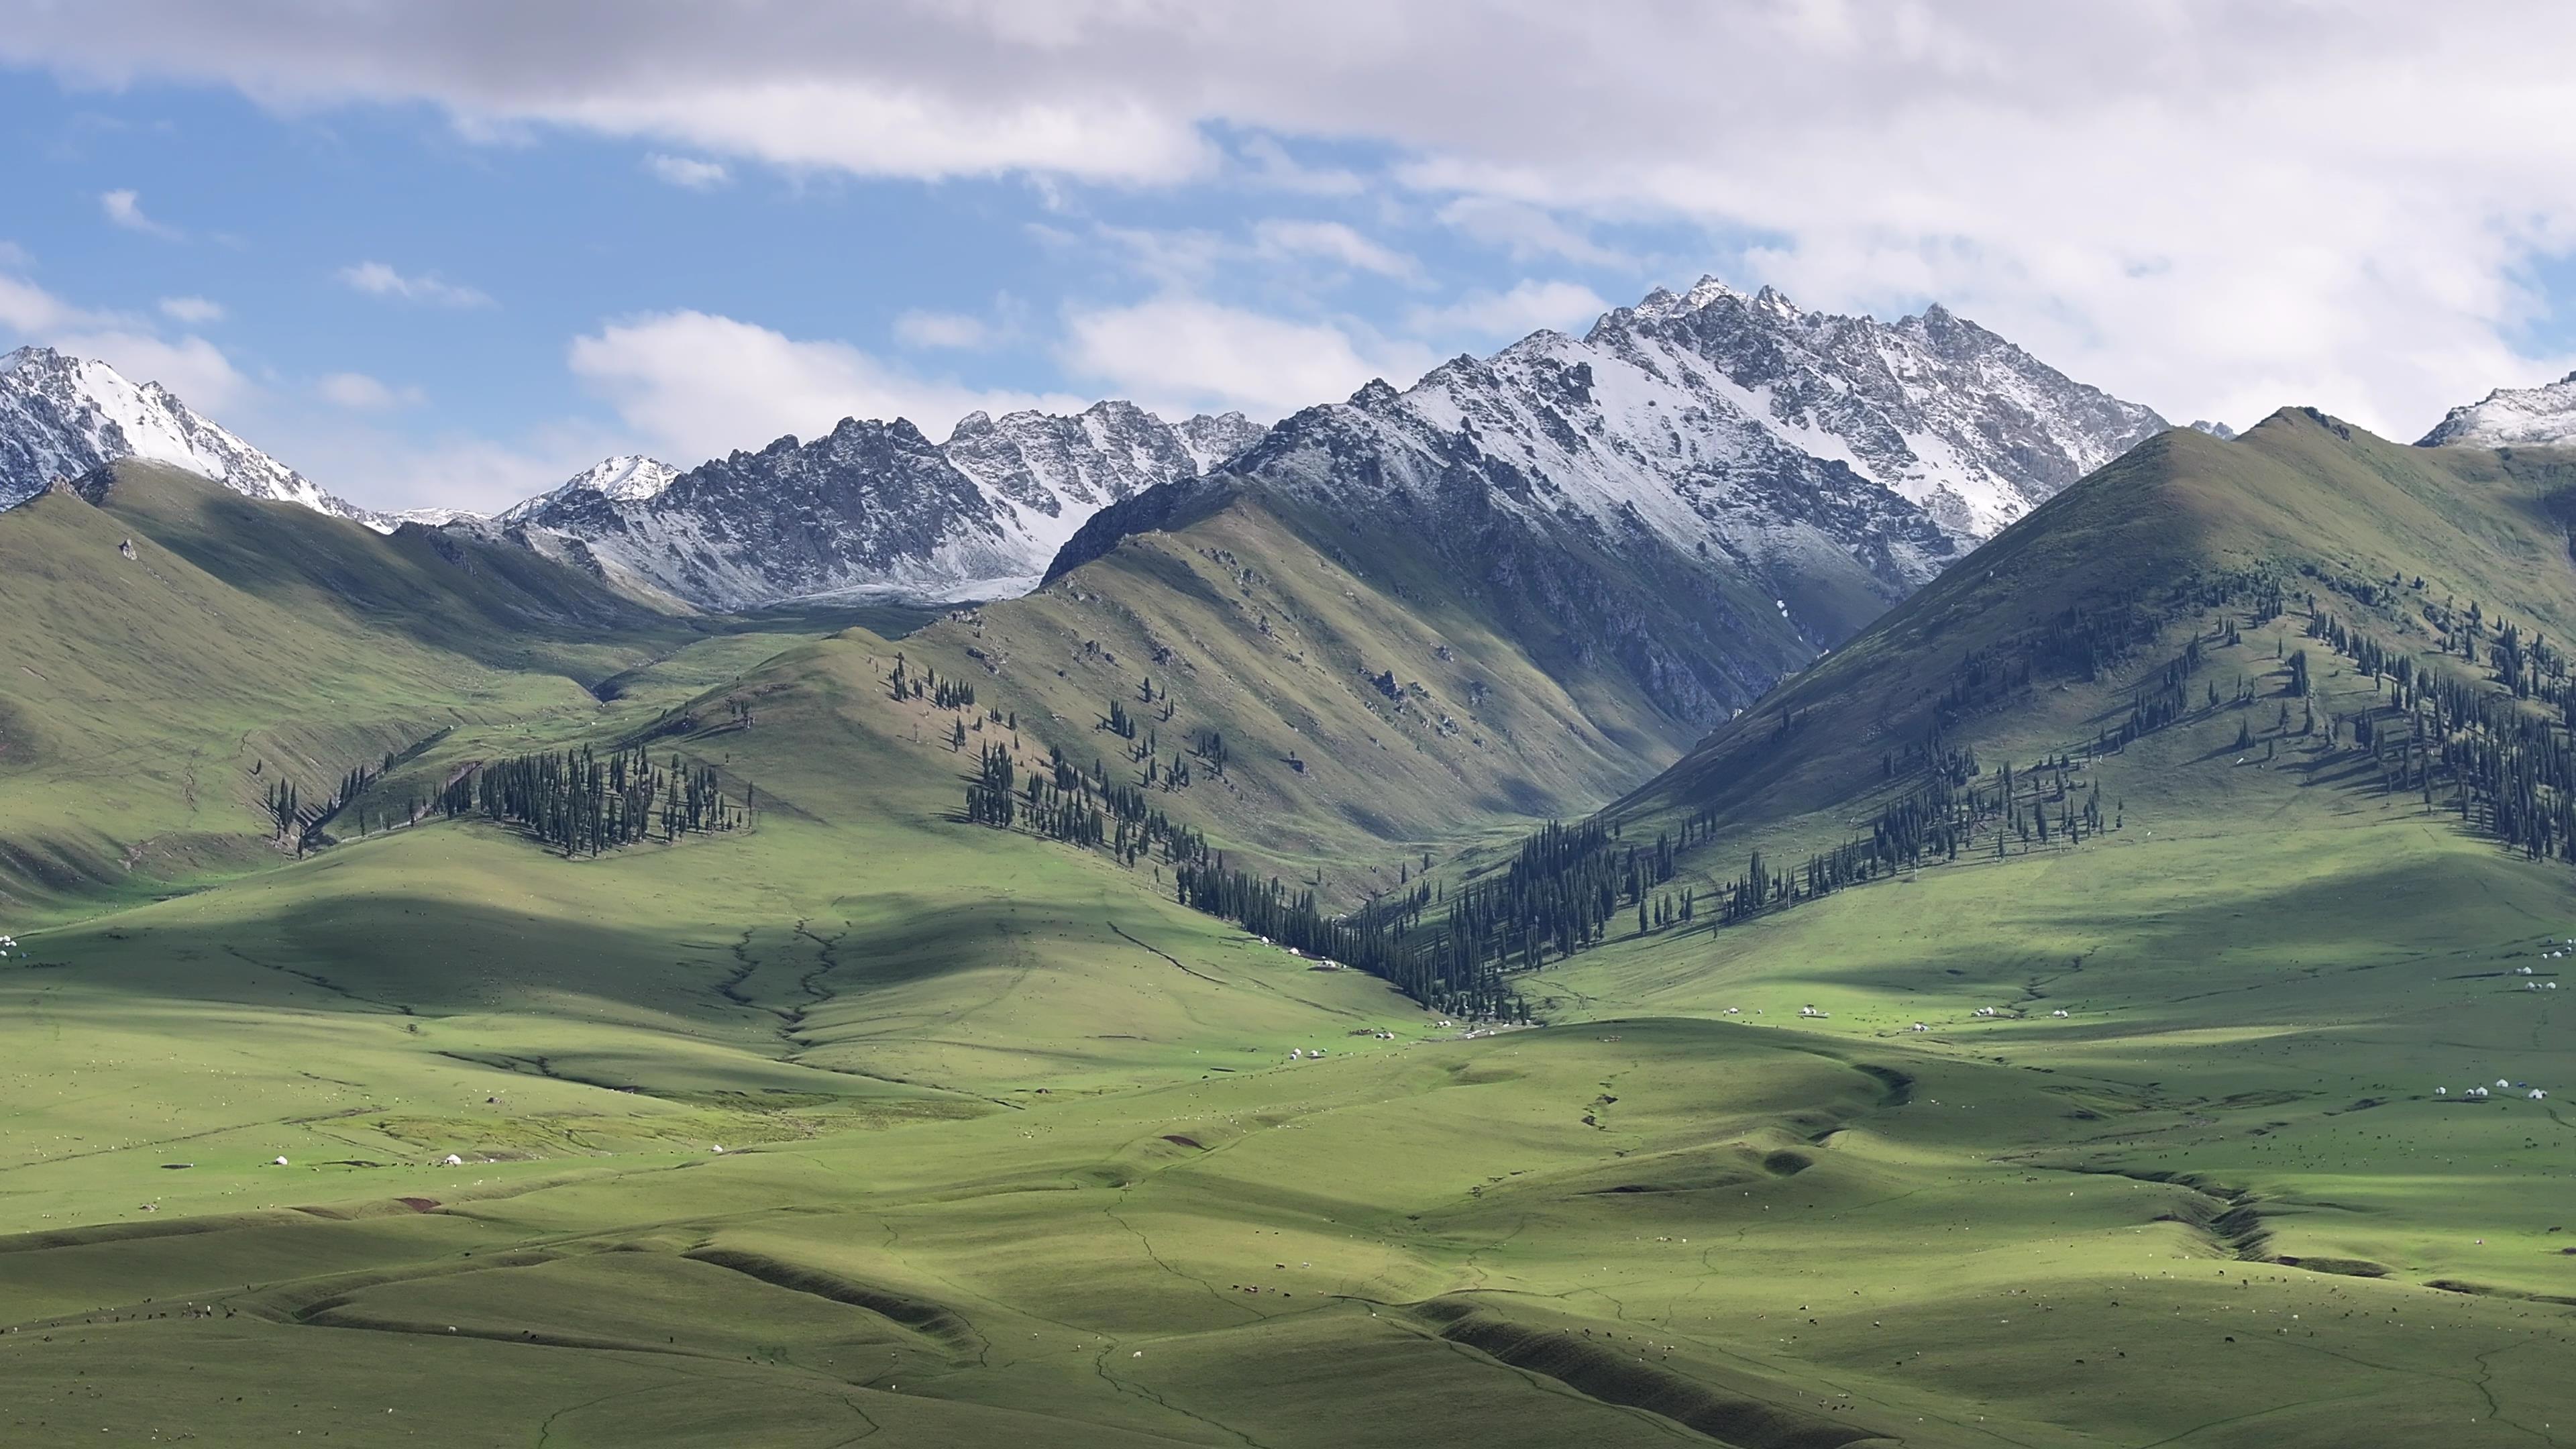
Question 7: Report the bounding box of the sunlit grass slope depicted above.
[7,420,2576,1446]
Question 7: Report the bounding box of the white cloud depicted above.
[158,295,224,324]
[894,309,993,350]
[1405,279,1609,339]
[55,331,250,411]
[0,272,97,334]
[100,188,181,239]
[1251,219,1418,280]
[1432,198,1629,268]
[336,260,493,309]
[1061,295,1434,420]
[643,152,729,189]
[568,309,1085,462]
[0,269,247,409]
[279,422,639,515]
[17,5,2576,429]
[317,370,424,410]
[1233,136,1364,197]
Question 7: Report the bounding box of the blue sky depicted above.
[3,3,2573,513]
[0,71,1713,510]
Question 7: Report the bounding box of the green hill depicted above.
[1615,409,2576,851]
[0,462,798,914]
[6,423,2576,1447]
[788,482,1793,897]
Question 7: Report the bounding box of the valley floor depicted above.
[4,787,2574,1448]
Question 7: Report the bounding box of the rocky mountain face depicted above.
[1059,279,2166,722]
[2418,370,2576,448]
[499,455,682,521]
[1601,279,2166,541]
[0,347,372,522]
[478,401,1263,609]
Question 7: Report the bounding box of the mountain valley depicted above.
[5,297,2576,1448]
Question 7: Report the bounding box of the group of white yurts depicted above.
[2434,938,2569,1102]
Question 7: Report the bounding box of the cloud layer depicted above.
[9,2,2576,472]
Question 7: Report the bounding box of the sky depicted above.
[3,1,2575,515]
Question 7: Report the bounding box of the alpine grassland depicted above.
[5,420,2576,1448]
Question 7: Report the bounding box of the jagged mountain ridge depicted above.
[2419,369,2576,448]
[1056,278,2166,722]
[498,454,682,521]
[485,278,2159,613]
[1605,280,2167,540]
[0,347,374,523]
[476,400,1263,609]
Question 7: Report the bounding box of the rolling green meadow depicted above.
[6,425,2576,1448]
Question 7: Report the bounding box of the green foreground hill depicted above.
[2,423,2576,1447]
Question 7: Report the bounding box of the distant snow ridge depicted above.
[2418,370,2576,449]
[0,346,374,522]
[498,455,680,522]
[483,402,1265,609]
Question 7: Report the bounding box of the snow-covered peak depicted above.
[2418,370,2576,449]
[1570,280,2165,538]
[574,454,682,503]
[484,398,1270,608]
[1214,274,2162,643]
[495,454,678,523]
[1173,411,1265,473]
[0,346,368,521]
[1631,275,1753,324]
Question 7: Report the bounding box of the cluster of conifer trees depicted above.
[951,672,1527,1012]
[1713,759,2110,924]
[963,741,1210,867]
[2310,606,2576,862]
[1424,822,1693,975]
[437,745,745,857]
[889,653,975,710]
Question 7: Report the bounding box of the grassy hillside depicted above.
[0,464,853,916]
[828,488,1754,896]
[72,462,682,682]
[1625,411,2576,844]
[7,421,2576,1445]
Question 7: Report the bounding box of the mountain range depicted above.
[2418,368,2576,448]
[15,276,2576,1449]
[468,401,1263,609]
[0,346,364,521]
[0,280,2168,616]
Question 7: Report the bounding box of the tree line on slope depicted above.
[949,670,1527,1018]
[433,744,747,857]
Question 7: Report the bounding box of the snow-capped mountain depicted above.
[2418,370,2576,449]
[484,280,2153,616]
[1051,280,2167,720]
[498,455,680,523]
[1599,280,2164,540]
[0,346,373,521]
[479,402,1263,609]
[1093,278,2163,610]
